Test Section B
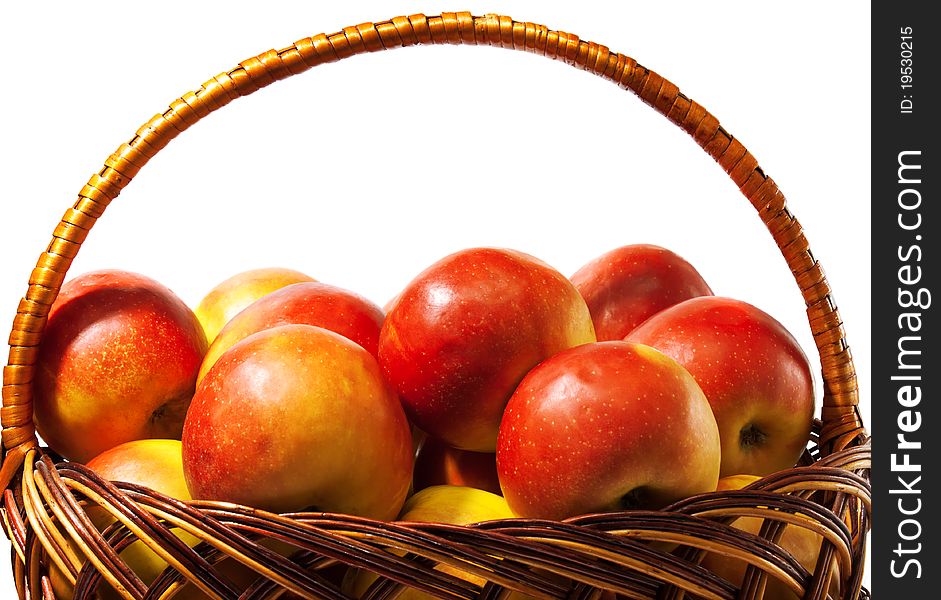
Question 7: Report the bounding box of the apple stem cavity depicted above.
[149,393,191,434]
[619,487,651,510]
[739,423,768,449]
[150,403,168,424]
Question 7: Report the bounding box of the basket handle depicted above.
[1,12,863,489]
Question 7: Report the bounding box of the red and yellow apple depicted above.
[33,270,207,463]
[703,475,841,600]
[497,341,721,520]
[412,436,501,496]
[197,281,384,384]
[379,247,596,452]
[571,244,713,341]
[626,296,814,477]
[194,267,315,343]
[182,324,413,519]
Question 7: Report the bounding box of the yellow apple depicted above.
[399,485,515,525]
[194,267,314,343]
[702,475,840,600]
[343,485,514,600]
[715,474,763,492]
[50,440,206,599]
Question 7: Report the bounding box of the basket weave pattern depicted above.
[1,12,870,600]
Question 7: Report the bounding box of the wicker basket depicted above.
[1,12,870,600]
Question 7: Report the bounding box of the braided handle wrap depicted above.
[1,12,863,487]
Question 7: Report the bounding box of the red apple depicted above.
[182,324,413,519]
[570,244,712,341]
[379,247,596,452]
[33,270,207,463]
[625,296,814,477]
[497,341,721,520]
[412,436,501,496]
[197,281,384,385]
[194,267,315,343]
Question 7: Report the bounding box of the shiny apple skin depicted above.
[497,341,721,520]
[412,435,501,496]
[194,267,315,343]
[33,270,207,463]
[86,438,192,501]
[626,296,814,478]
[182,324,413,519]
[197,281,384,384]
[570,244,713,341]
[379,247,596,452]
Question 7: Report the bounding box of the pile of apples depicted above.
[32,244,830,600]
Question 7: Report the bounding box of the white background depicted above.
[0,0,871,595]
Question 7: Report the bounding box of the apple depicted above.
[49,439,210,600]
[182,324,413,519]
[86,438,193,506]
[52,439,293,600]
[497,341,721,520]
[33,270,207,463]
[194,267,315,343]
[715,474,765,492]
[702,475,840,600]
[379,247,596,452]
[85,440,201,599]
[399,484,515,524]
[570,244,713,341]
[413,436,501,496]
[625,296,814,478]
[343,485,514,600]
[197,281,384,385]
